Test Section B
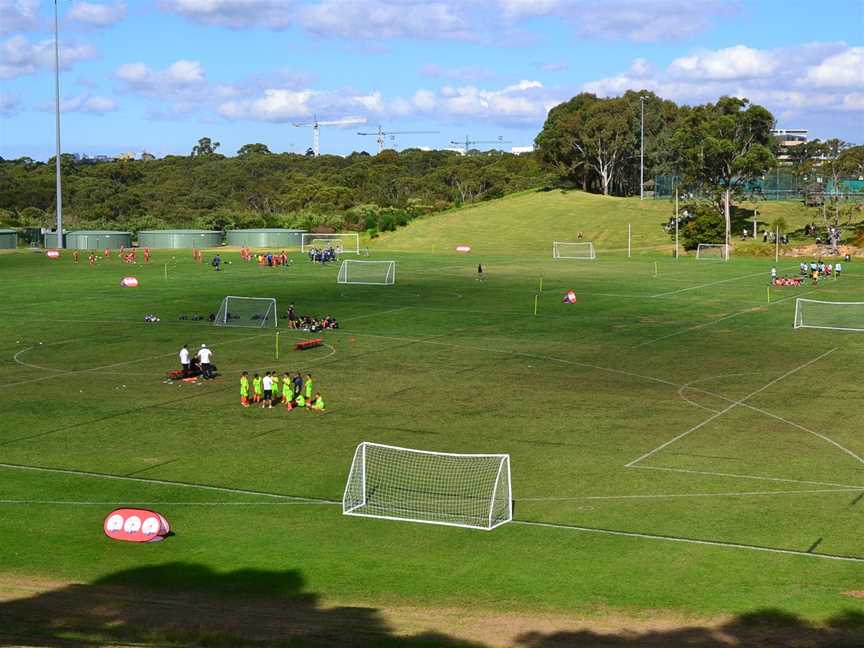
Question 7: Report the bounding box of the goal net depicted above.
[213,296,278,328]
[342,442,512,530]
[337,260,396,285]
[695,243,729,261]
[553,241,596,259]
[793,298,864,332]
[301,233,359,254]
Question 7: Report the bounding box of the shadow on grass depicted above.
[0,562,862,647]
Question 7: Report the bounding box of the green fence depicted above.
[654,173,864,202]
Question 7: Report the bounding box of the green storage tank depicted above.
[138,230,223,248]
[225,228,307,248]
[66,230,132,250]
[0,229,17,249]
[43,231,66,248]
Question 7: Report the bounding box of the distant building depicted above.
[771,129,808,163]
[510,146,534,155]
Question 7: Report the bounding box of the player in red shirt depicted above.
[72,250,79,263]
[143,247,151,263]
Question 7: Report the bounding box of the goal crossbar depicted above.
[793,298,864,332]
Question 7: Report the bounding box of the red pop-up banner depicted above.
[45,250,60,259]
[104,508,170,542]
[120,276,139,287]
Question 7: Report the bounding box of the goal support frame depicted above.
[793,298,864,332]
[213,296,278,328]
[342,442,513,531]
[553,241,596,260]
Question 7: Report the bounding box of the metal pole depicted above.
[775,226,780,263]
[628,223,631,257]
[53,0,63,248]
[674,188,679,260]
[639,97,645,201]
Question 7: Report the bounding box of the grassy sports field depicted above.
[0,193,862,646]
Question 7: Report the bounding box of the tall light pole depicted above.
[639,95,646,201]
[53,0,63,248]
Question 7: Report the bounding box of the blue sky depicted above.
[1,0,862,160]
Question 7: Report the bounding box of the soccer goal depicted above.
[695,243,729,261]
[213,296,278,328]
[342,442,512,530]
[793,298,864,332]
[553,241,596,260]
[337,259,396,285]
[301,233,360,254]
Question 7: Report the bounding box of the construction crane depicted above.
[292,115,366,157]
[450,135,512,155]
[357,125,439,154]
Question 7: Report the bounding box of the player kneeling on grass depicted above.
[240,371,250,407]
[310,392,325,412]
[294,392,306,409]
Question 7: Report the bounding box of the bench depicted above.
[295,338,323,351]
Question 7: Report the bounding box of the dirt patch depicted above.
[844,591,864,599]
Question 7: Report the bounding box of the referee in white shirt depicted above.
[179,344,190,377]
[197,344,213,380]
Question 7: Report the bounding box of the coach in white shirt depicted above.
[179,344,190,377]
[197,344,213,380]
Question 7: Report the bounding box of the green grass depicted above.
[1,194,863,645]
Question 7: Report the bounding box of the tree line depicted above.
[0,146,548,235]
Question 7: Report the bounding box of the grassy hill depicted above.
[371,189,852,257]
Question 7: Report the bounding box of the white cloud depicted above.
[803,47,864,88]
[582,43,864,127]
[58,92,118,113]
[497,0,734,42]
[68,2,127,27]
[0,90,20,115]
[669,45,777,81]
[158,0,293,29]
[116,59,206,96]
[0,35,97,79]
[0,0,40,35]
[298,0,474,40]
[421,63,495,82]
[219,88,371,121]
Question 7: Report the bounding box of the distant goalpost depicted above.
[301,233,359,254]
[553,241,596,260]
[793,298,864,332]
[695,243,729,261]
[337,259,396,285]
[213,296,278,328]
[342,442,512,530]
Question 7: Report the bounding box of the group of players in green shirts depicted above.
[240,371,325,411]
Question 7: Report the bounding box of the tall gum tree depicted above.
[674,97,775,250]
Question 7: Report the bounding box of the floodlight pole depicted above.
[674,188,679,259]
[53,0,63,248]
[639,100,644,199]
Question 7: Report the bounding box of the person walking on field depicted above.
[477,263,484,281]
[179,344,191,378]
[262,371,273,409]
[197,344,213,379]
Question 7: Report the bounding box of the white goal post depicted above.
[337,259,396,285]
[695,243,729,261]
[793,298,864,332]
[301,233,360,254]
[213,296,278,328]
[553,241,596,260]
[342,442,512,530]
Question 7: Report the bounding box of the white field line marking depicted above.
[0,499,338,506]
[512,520,864,563]
[0,462,337,503]
[3,332,270,388]
[676,371,864,466]
[650,267,797,298]
[340,306,410,322]
[634,288,818,349]
[631,465,864,490]
[519,487,863,501]
[625,348,839,468]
